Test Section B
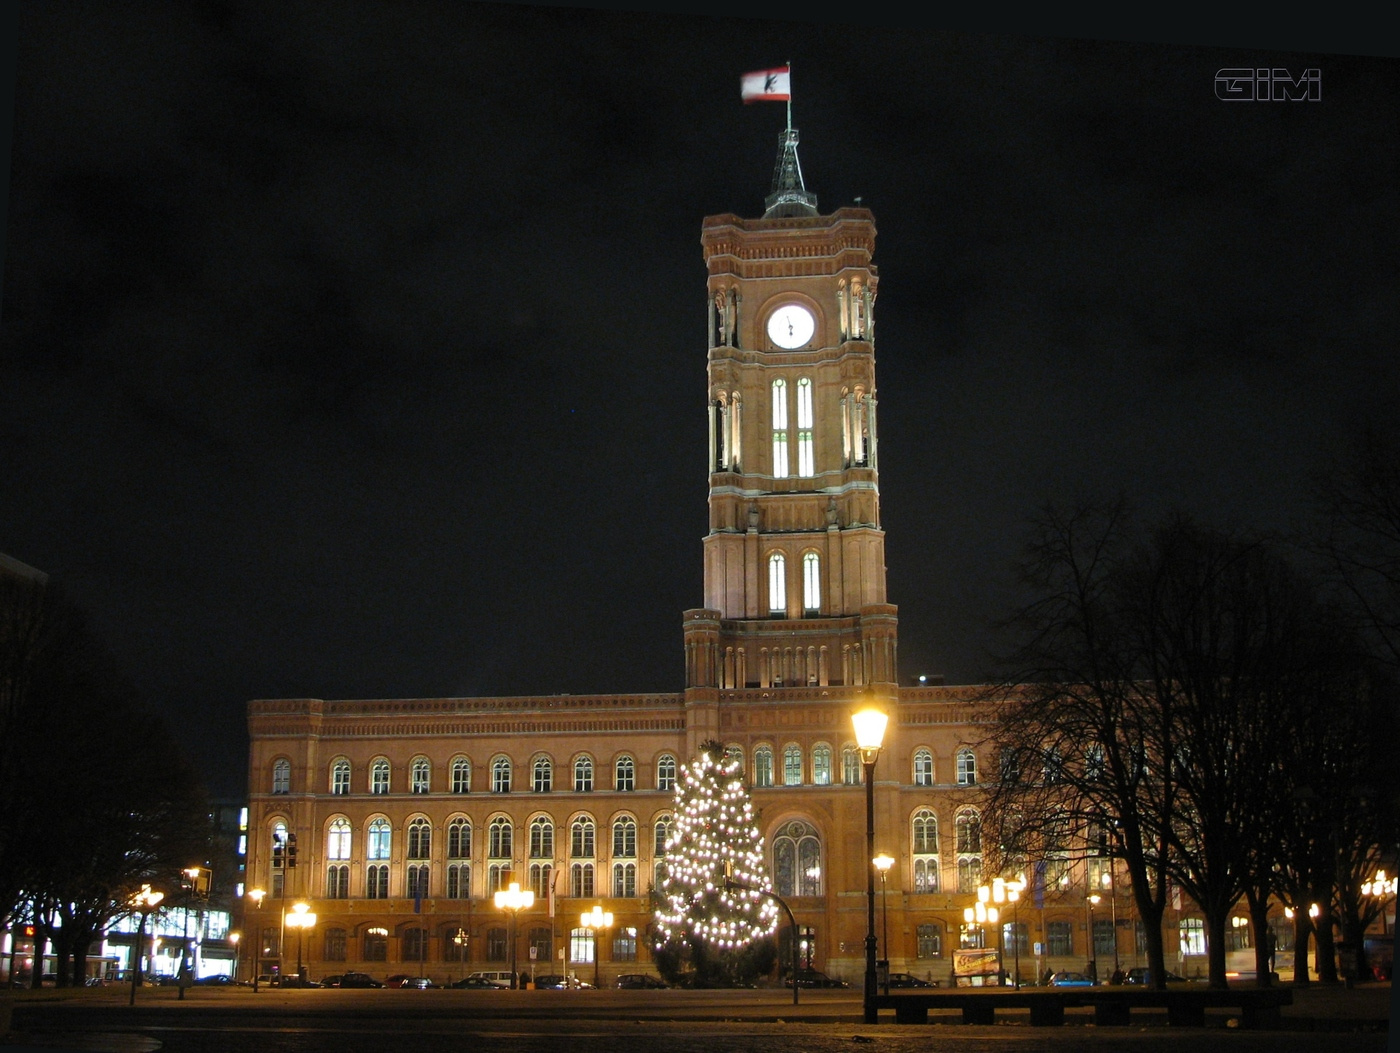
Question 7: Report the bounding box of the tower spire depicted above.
[762,62,817,218]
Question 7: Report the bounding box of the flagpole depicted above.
[786,60,793,131]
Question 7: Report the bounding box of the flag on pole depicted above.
[741,66,790,103]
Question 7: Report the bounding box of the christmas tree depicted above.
[653,741,779,972]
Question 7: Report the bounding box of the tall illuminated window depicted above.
[370,759,390,795]
[753,746,773,788]
[796,377,814,476]
[488,817,512,859]
[802,552,820,614]
[811,744,832,785]
[571,817,595,858]
[768,552,786,614]
[912,809,940,893]
[783,744,803,786]
[492,756,512,793]
[451,757,471,794]
[368,818,391,860]
[272,758,290,795]
[656,755,677,792]
[533,756,553,793]
[771,377,788,477]
[410,757,430,794]
[330,759,350,795]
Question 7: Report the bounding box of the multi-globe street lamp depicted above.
[963,899,999,981]
[494,881,534,989]
[1363,870,1397,936]
[1087,892,1102,983]
[128,884,164,1006]
[1101,870,1120,975]
[285,902,317,984]
[873,853,894,993]
[580,905,613,990]
[852,705,888,1024]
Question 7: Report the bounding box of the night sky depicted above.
[2,5,1397,797]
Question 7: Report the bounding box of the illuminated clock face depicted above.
[766,304,815,349]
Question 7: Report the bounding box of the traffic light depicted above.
[272,838,285,868]
[287,833,298,869]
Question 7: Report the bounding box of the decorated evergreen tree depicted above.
[652,741,778,984]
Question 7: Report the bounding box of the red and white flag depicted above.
[741,66,790,103]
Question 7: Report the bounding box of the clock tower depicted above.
[683,126,896,729]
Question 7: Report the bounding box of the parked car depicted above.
[1123,967,1188,985]
[615,973,669,989]
[885,972,936,988]
[785,969,849,988]
[464,971,517,987]
[452,975,509,989]
[1047,971,1095,987]
[533,974,592,989]
[193,974,245,987]
[385,974,434,989]
[335,972,384,988]
[274,975,321,988]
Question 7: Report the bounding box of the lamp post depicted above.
[580,905,613,990]
[1101,870,1120,976]
[1007,876,1025,988]
[1087,892,1101,984]
[853,705,888,1024]
[285,902,316,984]
[1362,870,1398,936]
[494,881,534,989]
[229,931,240,983]
[128,885,164,1006]
[247,888,266,991]
[873,853,894,993]
[963,898,999,984]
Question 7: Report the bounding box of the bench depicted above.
[872,986,1293,1028]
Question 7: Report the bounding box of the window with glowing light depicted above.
[370,758,390,795]
[613,862,637,897]
[916,923,942,958]
[613,817,636,857]
[411,756,431,794]
[487,863,509,895]
[811,744,832,785]
[571,818,595,858]
[771,377,789,478]
[955,809,982,892]
[270,820,288,896]
[956,748,977,785]
[451,756,472,794]
[574,756,594,792]
[913,748,934,787]
[328,818,351,861]
[488,817,512,859]
[530,817,553,859]
[331,759,350,795]
[656,754,677,792]
[802,552,820,613]
[1180,917,1206,956]
[570,926,594,964]
[768,552,787,614]
[615,756,635,791]
[491,756,512,793]
[912,809,940,893]
[272,758,291,794]
[368,818,391,860]
[753,746,774,788]
[773,820,822,897]
[783,744,803,785]
[796,377,814,477]
[842,745,861,785]
[533,756,553,793]
[447,818,471,858]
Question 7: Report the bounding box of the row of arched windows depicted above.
[766,551,821,615]
[910,747,979,787]
[270,753,680,797]
[770,377,816,480]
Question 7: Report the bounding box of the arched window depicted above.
[326,820,350,900]
[612,817,637,858]
[654,816,672,856]
[753,746,774,788]
[771,377,789,478]
[956,749,977,786]
[570,863,594,898]
[327,818,351,860]
[802,552,820,613]
[533,756,553,793]
[368,818,391,860]
[768,552,786,614]
[488,817,512,859]
[773,820,822,897]
[574,756,594,793]
[917,923,943,959]
[615,756,635,792]
[492,755,512,794]
[656,755,677,792]
[796,377,814,477]
[451,756,472,794]
[411,757,431,794]
[913,749,934,787]
[272,758,291,795]
[613,862,637,897]
[783,744,803,786]
[1085,742,1105,781]
[370,758,390,795]
[811,744,832,786]
[530,817,553,859]
[912,809,940,893]
[842,745,861,785]
[407,818,431,859]
[571,817,595,858]
[955,808,982,892]
[330,759,350,795]
[447,818,471,858]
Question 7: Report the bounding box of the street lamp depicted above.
[962,900,999,983]
[229,931,240,983]
[1101,870,1120,976]
[1007,875,1025,988]
[128,885,164,1006]
[1087,892,1102,984]
[852,705,888,1024]
[247,888,266,992]
[285,902,317,984]
[580,905,613,989]
[1362,870,1398,936]
[873,853,894,993]
[494,881,534,989]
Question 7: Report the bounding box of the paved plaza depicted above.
[1,983,1392,1053]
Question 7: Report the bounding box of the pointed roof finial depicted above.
[763,127,818,218]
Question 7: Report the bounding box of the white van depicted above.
[467,971,516,987]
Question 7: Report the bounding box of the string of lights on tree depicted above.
[653,742,779,948]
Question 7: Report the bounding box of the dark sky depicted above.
[3,5,1397,797]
